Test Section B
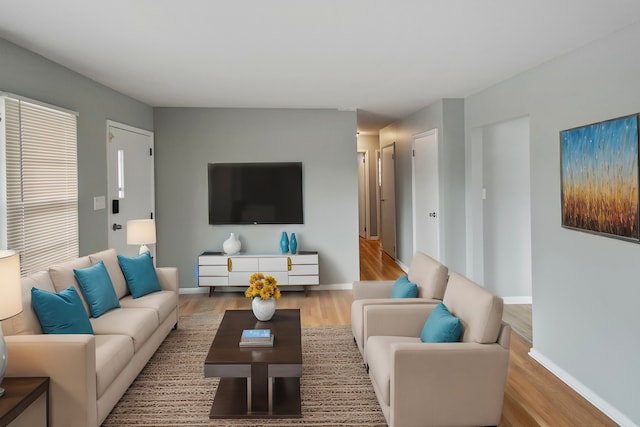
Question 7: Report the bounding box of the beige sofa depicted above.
[1,249,179,427]
[364,273,510,427]
[351,252,448,362]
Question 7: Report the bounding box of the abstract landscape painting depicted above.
[561,114,640,241]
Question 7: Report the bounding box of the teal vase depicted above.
[280,231,289,253]
[289,233,297,254]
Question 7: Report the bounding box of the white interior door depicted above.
[412,130,441,260]
[380,143,396,258]
[107,121,155,257]
[357,150,369,238]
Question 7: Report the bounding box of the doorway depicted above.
[357,150,370,238]
[482,116,532,298]
[412,129,441,261]
[380,143,397,258]
[106,121,155,257]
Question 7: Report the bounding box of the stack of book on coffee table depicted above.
[239,328,274,347]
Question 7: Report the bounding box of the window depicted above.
[0,95,78,275]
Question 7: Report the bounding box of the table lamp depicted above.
[0,250,22,397]
[127,219,156,255]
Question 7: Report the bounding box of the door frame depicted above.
[380,142,397,258]
[411,129,442,260]
[106,120,155,251]
[357,149,371,239]
[374,148,381,240]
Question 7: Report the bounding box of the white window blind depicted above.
[2,96,78,275]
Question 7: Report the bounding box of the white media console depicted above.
[198,251,319,295]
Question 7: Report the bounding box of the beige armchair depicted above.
[351,252,448,361]
[363,273,510,427]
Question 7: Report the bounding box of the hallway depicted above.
[359,237,404,280]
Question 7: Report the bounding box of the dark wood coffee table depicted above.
[204,309,303,418]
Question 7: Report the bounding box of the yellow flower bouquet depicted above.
[245,272,281,300]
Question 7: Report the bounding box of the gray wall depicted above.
[356,133,380,237]
[465,23,640,424]
[153,108,359,288]
[379,99,466,273]
[480,117,532,298]
[0,37,154,255]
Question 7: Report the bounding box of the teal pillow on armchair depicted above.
[420,302,462,343]
[390,276,418,298]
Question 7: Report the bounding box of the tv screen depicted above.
[208,162,304,225]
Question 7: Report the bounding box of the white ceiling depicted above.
[1,0,640,133]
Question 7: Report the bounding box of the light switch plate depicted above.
[93,196,106,210]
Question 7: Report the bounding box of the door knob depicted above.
[112,223,122,231]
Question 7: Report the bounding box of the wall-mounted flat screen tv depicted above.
[208,162,304,225]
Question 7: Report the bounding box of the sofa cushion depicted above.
[442,273,504,344]
[420,302,461,343]
[90,249,129,299]
[31,286,94,334]
[118,252,161,298]
[390,276,418,298]
[367,335,421,406]
[407,252,448,300]
[74,260,121,318]
[49,256,92,315]
[94,334,134,399]
[2,271,55,336]
[119,290,178,324]
[90,307,159,352]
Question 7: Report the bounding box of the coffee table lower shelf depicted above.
[209,377,301,419]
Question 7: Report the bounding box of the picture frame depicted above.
[560,114,640,242]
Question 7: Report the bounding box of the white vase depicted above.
[222,233,241,255]
[252,297,276,321]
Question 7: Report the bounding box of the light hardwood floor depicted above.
[180,239,616,426]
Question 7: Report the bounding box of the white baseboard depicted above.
[315,283,352,290]
[179,287,209,295]
[179,283,353,295]
[503,296,532,304]
[529,348,637,427]
[396,260,409,273]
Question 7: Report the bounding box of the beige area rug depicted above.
[102,313,386,426]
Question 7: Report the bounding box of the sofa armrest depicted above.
[5,334,98,427]
[390,342,510,427]
[352,280,394,300]
[156,267,178,293]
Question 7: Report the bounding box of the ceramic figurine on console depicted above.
[223,232,241,255]
[289,233,297,254]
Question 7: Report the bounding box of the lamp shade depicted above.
[0,250,22,321]
[127,219,157,245]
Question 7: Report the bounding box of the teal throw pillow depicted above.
[420,302,462,343]
[117,252,161,298]
[74,260,120,317]
[390,275,418,298]
[31,286,94,334]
